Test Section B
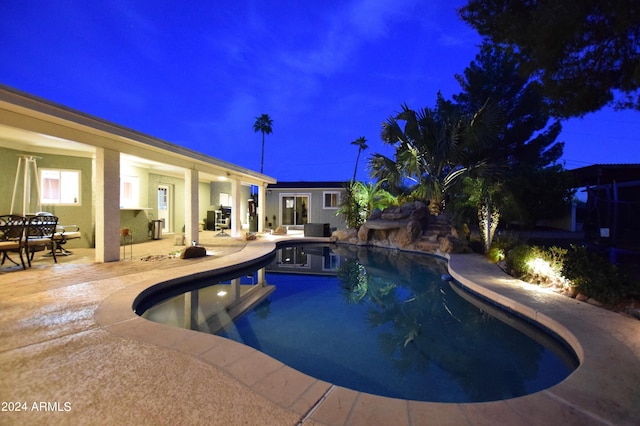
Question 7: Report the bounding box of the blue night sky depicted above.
[1,1,638,181]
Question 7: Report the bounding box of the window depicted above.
[40,169,80,205]
[120,176,139,207]
[219,192,231,207]
[158,186,168,210]
[323,191,340,209]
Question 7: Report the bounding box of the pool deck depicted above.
[1,234,639,425]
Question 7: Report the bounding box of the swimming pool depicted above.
[141,243,578,403]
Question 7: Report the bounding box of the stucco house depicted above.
[0,85,276,262]
[264,181,347,232]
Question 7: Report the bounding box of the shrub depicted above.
[487,232,522,263]
[505,244,567,286]
[562,245,632,305]
[505,244,533,278]
[487,245,505,263]
[502,243,638,306]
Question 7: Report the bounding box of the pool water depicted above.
[143,244,578,403]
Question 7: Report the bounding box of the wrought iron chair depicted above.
[0,215,27,270]
[36,212,81,256]
[24,215,59,267]
[52,224,82,255]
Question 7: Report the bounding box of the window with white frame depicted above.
[40,169,80,205]
[219,192,231,207]
[120,175,140,207]
[323,191,340,209]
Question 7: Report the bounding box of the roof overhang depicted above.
[569,164,640,187]
[267,181,347,190]
[0,84,276,186]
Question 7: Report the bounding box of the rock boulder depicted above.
[180,245,207,259]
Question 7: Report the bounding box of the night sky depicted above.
[1,0,638,181]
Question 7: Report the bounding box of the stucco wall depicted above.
[147,173,185,235]
[264,188,347,230]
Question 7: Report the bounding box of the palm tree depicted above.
[351,136,368,182]
[370,99,503,215]
[356,180,397,220]
[336,180,396,229]
[253,114,273,174]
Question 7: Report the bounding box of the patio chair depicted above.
[24,215,59,267]
[36,212,81,256]
[52,224,81,255]
[0,215,27,270]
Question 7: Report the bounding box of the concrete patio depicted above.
[1,233,639,425]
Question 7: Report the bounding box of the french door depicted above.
[157,184,172,232]
[280,194,310,226]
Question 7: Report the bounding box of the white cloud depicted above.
[276,0,420,76]
[347,0,418,38]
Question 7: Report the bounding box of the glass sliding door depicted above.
[280,194,309,226]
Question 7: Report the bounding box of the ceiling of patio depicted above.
[0,123,227,182]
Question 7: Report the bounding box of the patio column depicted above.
[95,147,120,262]
[185,168,199,245]
[231,177,241,237]
[258,184,266,233]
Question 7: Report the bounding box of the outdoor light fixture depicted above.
[217,290,227,297]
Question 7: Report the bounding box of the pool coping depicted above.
[95,238,640,425]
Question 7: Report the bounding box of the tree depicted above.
[355,180,397,221]
[350,136,369,182]
[450,176,506,253]
[253,114,273,174]
[369,96,504,216]
[459,0,640,118]
[453,43,574,229]
[336,180,396,229]
[337,182,362,229]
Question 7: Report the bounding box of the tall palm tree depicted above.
[350,136,368,182]
[253,114,273,174]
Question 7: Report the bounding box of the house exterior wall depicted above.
[198,182,210,229]
[0,145,260,246]
[265,184,347,230]
[1,85,276,261]
[147,173,185,235]
[239,184,251,229]
[0,146,94,248]
[264,188,280,229]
